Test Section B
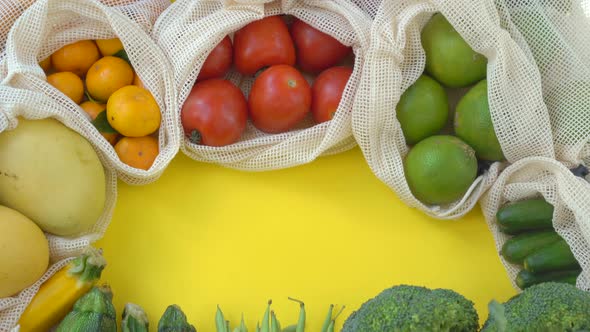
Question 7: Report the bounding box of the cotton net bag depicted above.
[480,156,590,291]
[153,0,371,170]
[352,0,555,219]
[0,0,180,185]
[0,86,117,330]
[502,1,590,172]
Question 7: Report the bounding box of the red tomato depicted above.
[181,79,248,147]
[311,66,353,123]
[249,65,311,133]
[234,16,296,76]
[291,18,353,73]
[197,36,233,81]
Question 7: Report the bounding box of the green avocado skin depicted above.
[421,13,487,88]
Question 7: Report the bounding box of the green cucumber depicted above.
[496,198,554,234]
[523,239,580,273]
[501,230,562,264]
[516,269,581,289]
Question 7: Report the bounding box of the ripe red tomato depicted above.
[311,66,353,123]
[234,16,296,75]
[249,65,311,133]
[197,36,233,82]
[290,18,353,73]
[181,79,248,147]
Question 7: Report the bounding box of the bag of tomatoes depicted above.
[0,0,180,184]
[351,0,557,219]
[153,0,371,170]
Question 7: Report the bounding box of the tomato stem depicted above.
[189,130,202,145]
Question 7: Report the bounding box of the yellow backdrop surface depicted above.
[96,148,517,331]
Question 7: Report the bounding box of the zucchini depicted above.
[523,239,580,273]
[516,269,581,289]
[496,198,554,234]
[501,230,562,264]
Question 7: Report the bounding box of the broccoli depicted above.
[482,282,590,331]
[342,285,479,332]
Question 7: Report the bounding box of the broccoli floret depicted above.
[342,285,479,332]
[482,282,590,331]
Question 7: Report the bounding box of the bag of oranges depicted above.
[0,0,179,184]
[153,0,371,170]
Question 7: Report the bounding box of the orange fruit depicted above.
[39,57,51,72]
[95,38,124,56]
[47,72,84,104]
[80,101,119,145]
[133,73,145,89]
[86,56,134,102]
[114,136,159,170]
[51,40,100,77]
[107,85,161,137]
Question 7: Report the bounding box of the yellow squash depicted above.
[17,247,106,332]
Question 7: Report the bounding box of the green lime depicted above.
[404,135,478,205]
[396,75,449,145]
[421,13,487,88]
[454,79,504,161]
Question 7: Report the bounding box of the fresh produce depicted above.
[107,85,161,137]
[396,74,448,145]
[121,303,149,332]
[56,285,116,332]
[290,18,352,73]
[249,64,312,133]
[18,247,107,331]
[482,282,590,331]
[404,135,478,205]
[454,80,504,161]
[523,239,580,273]
[496,198,554,234]
[342,285,479,332]
[47,71,85,104]
[0,118,106,236]
[500,230,562,264]
[234,16,296,75]
[158,304,196,332]
[80,101,120,145]
[516,269,580,289]
[96,38,124,57]
[197,36,233,81]
[39,57,52,71]
[0,205,49,298]
[51,40,101,76]
[86,56,135,102]
[181,79,248,146]
[311,66,352,123]
[421,13,487,87]
[114,136,160,171]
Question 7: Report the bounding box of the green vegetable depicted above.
[320,304,334,332]
[481,282,590,331]
[496,199,554,234]
[157,305,196,332]
[121,303,149,332]
[327,306,345,332]
[501,230,562,264]
[256,322,261,332]
[56,285,116,332]
[523,239,580,273]
[288,297,305,332]
[516,269,580,289]
[239,314,248,332]
[271,311,281,332]
[281,325,297,332]
[261,300,271,332]
[216,305,227,332]
[342,285,478,332]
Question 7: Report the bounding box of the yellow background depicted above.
[96,148,517,331]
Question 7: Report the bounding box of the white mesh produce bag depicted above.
[153,0,371,170]
[0,0,180,185]
[352,0,555,219]
[480,156,590,291]
[0,86,117,330]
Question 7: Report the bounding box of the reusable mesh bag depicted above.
[0,86,118,330]
[153,0,371,170]
[480,156,590,291]
[352,0,555,219]
[0,0,180,185]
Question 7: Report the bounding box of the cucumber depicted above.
[523,239,580,273]
[501,230,562,264]
[496,198,554,234]
[516,269,581,289]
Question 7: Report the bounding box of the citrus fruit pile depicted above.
[41,38,161,171]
